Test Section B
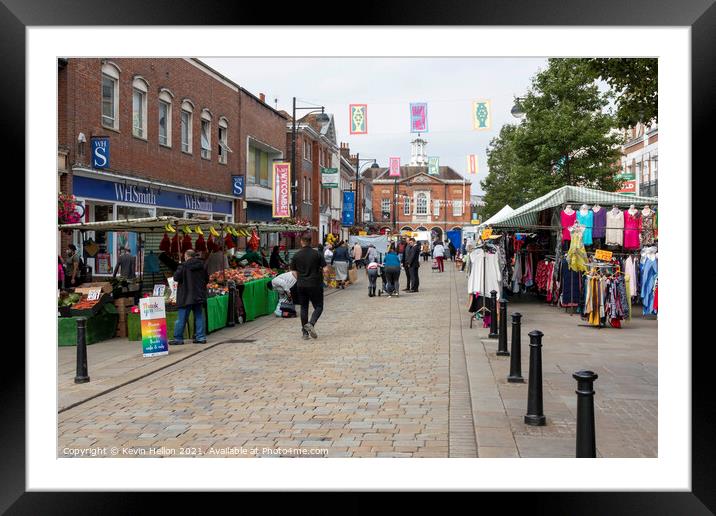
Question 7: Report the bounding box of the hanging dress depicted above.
[592,207,607,241]
[566,229,588,272]
[641,257,658,315]
[560,210,577,241]
[641,210,656,246]
[576,209,594,245]
[624,210,642,250]
[605,209,624,246]
[560,258,582,307]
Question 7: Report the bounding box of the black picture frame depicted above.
[3,0,711,511]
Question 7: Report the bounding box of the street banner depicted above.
[232,175,244,197]
[321,167,338,189]
[410,103,428,133]
[342,191,355,226]
[472,100,492,130]
[91,136,110,169]
[389,157,401,177]
[428,156,439,176]
[139,297,169,357]
[467,154,478,175]
[272,162,291,218]
[349,104,368,135]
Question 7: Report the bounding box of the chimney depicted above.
[259,93,266,103]
[340,142,351,160]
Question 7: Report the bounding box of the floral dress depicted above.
[641,211,656,246]
[566,229,588,272]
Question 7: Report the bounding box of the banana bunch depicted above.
[164,223,176,233]
[194,225,204,236]
[182,225,193,234]
[209,226,220,237]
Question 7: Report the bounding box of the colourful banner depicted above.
[428,156,439,176]
[349,104,367,135]
[139,297,168,357]
[272,162,291,217]
[389,157,401,177]
[410,103,428,133]
[467,154,478,175]
[472,100,491,130]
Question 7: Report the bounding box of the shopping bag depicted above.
[348,266,358,284]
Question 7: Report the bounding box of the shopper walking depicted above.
[365,244,378,265]
[113,247,137,280]
[383,244,401,297]
[433,241,445,272]
[353,241,363,269]
[170,249,209,345]
[290,235,328,340]
[205,246,229,277]
[366,256,380,297]
[406,237,421,292]
[331,241,351,289]
[269,245,287,270]
[402,239,414,292]
[421,242,430,262]
[64,244,81,287]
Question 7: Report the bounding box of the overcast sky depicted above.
[201,57,548,195]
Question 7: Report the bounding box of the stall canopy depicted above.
[348,234,390,254]
[486,186,658,229]
[478,205,514,228]
[58,216,316,234]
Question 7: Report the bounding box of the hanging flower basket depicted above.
[58,193,82,225]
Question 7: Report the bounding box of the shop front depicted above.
[71,171,234,277]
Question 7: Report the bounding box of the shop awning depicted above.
[478,205,514,228]
[58,216,315,234]
[487,186,658,229]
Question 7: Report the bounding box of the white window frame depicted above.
[132,77,148,139]
[403,196,411,216]
[101,63,120,130]
[416,192,428,215]
[181,100,194,154]
[452,200,463,217]
[433,200,440,216]
[158,89,173,148]
[381,198,391,214]
[200,109,212,160]
[218,117,229,164]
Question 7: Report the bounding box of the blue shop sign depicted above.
[341,191,355,226]
[73,175,233,214]
[91,137,110,169]
[232,175,244,197]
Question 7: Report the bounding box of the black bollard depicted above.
[227,280,236,327]
[574,370,599,457]
[508,313,524,383]
[488,290,499,339]
[497,299,510,356]
[74,317,90,384]
[524,330,546,426]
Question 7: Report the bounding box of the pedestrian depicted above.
[382,244,401,297]
[433,241,445,272]
[290,235,328,340]
[365,244,378,265]
[421,241,430,262]
[64,244,82,287]
[269,245,287,270]
[353,241,363,269]
[331,240,351,289]
[448,240,456,262]
[58,255,65,291]
[398,238,407,263]
[323,243,334,262]
[402,238,413,292]
[406,237,421,292]
[366,256,380,297]
[169,249,209,345]
[267,269,298,317]
[112,247,136,280]
[205,246,229,277]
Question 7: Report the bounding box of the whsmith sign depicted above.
[72,175,233,214]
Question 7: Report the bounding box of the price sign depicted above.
[153,284,166,297]
[87,288,102,301]
[595,249,613,261]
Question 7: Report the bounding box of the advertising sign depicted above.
[349,104,368,134]
[467,154,478,175]
[272,163,291,218]
[321,167,339,189]
[389,157,401,178]
[472,100,492,130]
[91,136,110,169]
[139,297,169,357]
[342,191,355,226]
[232,175,244,197]
[410,103,428,133]
[428,156,439,176]
[617,179,637,195]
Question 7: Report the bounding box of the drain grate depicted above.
[222,338,257,343]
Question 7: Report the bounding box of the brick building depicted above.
[619,122,658,197]
[370,138,471,242]
[58,58,253,275]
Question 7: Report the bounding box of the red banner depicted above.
[389,157,401,178]
[272,163,291,218]
[467,154,478,175]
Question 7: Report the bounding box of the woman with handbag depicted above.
[267,270,298,317]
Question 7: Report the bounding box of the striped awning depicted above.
[488,186,658,229]
[58,216,315,234]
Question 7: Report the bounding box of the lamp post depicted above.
[353,154,379,227]
[291,97,328,219]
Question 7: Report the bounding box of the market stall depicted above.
[471,186,658,328]
[59,217,315,344]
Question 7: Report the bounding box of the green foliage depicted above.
[481,58,625,217]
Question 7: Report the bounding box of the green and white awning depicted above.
[487,186,658,229]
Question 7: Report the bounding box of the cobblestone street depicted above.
[58,260,657,458]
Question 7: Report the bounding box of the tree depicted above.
[481,58,624,214]
[583,58,657,128]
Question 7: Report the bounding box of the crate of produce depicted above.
[69,292,112,317]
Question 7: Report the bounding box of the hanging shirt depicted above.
[592,207,607,239]
[467,248,502,296]
[641,257,658,315]
[624,210,642,250]
[560,210,577,241]
[576,209,594,245]
[605,209,624,246]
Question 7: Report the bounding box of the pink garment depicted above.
[560,210,577,241]
[624,210,642,250]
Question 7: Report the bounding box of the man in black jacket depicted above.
[406,237,421,293]
[402,240,413,292]
[291,235,328,340]
[169,249,209,345]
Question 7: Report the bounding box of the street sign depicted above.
[232,175,244,197]
[91,137,110,169]
[321,168,338,188]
